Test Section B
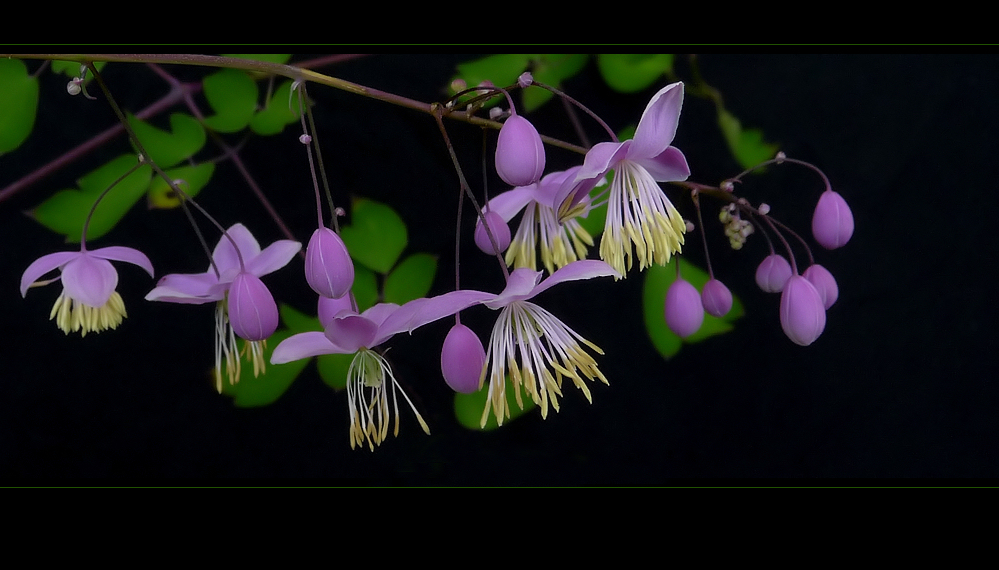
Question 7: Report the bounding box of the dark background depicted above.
[0,54,993,483]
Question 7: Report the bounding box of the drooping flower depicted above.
[21,246,154,336]
[305,227,354,299]
[495,113,545,187]
[272,290,488,450]
[701,278,733,318]
[471,260,618,427]
[812,190,854,250]
[556,82,691,277]
[440,323,486,394]
[479,167,594,274]
[780,275,826,346]
[802,264,838,310]
[755,253,792,293]
[664,276,704,338]
[473,210,511,255]
[145,224,300,391]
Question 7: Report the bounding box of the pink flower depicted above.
[556,82,691,277]
[780,276,826,346]
[495,114,545,187]
[21,246,153,336]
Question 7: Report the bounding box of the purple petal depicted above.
[780,276,826,346]
[484,187,535,222]
[211,224,261,274]
[483,268,544,309]
[318,294,355,329]
[636,146,690,182]
[90,246,154,277]
[227,272,278,341]
[382,290,494,338]
[61,253,117,307]
[271,331,338,364]
[304,228,352,298]
[441,323,485,394]
[528,260,619,300]
[20,251,79,297]
[555,141,629,216]
[535,166,581,207]
[145,272,221,304]
[324,312,378,353]
[664,277,704,338]
[630,82,683,160]
[247,239,302,279]
[495,114,546,187]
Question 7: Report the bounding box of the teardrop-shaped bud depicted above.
[305,227,354,299]
[701,278,733,318]
[780,275,826,346]
[802,264,838,310]
[228,272,279,341]
[755,254,792,293]
[474,211,512,255]
[441,323,486,394]
[495,114,545,187]
[664,277,704,338]
[812,190,854,249]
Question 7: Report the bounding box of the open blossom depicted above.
[21,246,154,336]
[272,290,487,450]
[145,224,300,391]
[479,167,594,274]
[556,82,691,277]
[470,260,618,427]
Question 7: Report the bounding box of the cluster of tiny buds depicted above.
[719,204,754,250]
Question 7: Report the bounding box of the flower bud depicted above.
[664,277,704,338]
[305,227,354,299]
[441,323,486,394]
[701,278,733,318]
[802,264,838,310]
[495,114,545,187]
[474,211,511,255]
[228,272,278,341]
[755,254,792,293]
[779,275,826,346]
[812,190,854,249]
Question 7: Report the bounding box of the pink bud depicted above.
[780,275,826,346]
[305,227,354,299]
[474,211,511,255]
[802,264,838,309]
[755,254,792,293]
[495,114,545,187]
[701,278,733,318]
[441,323,486,393]
[812,190,854,249]
[228,272,278,341]
[664,277,704,338]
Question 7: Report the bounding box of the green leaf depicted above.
[250,79,304,136]
[201,69,259,133]
[454,376,537,431]
[523,54,589,112]
[146,163,215,209]
[339,198,407,274]
[642,258,744,359]
[318,352,354,391]
[597,54,674,94]
[127,113,206,168]
[717,107,779,169]
[383,253,437,305]
[222,328,310,407]
[31,154,151,242]
[0,59,39,154]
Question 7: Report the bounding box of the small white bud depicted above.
[758,203,771,215]
[299,134,312,145]
[67,79,82,96]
